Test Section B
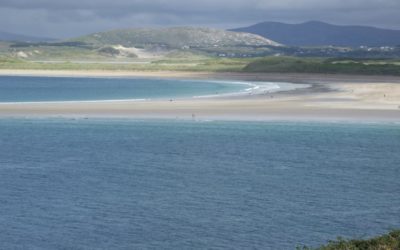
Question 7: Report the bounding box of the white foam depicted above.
[193,81,308,99]
[0,98,149,105]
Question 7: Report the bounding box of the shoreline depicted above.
[0,69,399,122]
[1,69,400,83]
[1,115,400,125]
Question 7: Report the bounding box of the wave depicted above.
[193,81,308,99]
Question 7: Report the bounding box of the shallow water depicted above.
[0,119,399,249]
[0,76,259,102]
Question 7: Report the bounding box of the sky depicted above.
[1,0,400,38]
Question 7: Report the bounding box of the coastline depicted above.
[2,69,400,83]
[0,69,399,122]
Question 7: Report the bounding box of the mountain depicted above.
[231,21,400,47]
[72,27,280,48]
[0,31,54,42]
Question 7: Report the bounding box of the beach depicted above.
[0,70,399,122]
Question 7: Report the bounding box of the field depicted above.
[1,55,400,76]
[0,56,252,72]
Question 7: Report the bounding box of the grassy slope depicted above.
[301,230,400,250]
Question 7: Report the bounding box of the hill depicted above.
[3,26,400,62]
[231,21,400,47]
[0,30,54,42]
[0,27,282,61]
[72,27,280,49]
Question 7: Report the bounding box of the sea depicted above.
[0,76,287,102]
[0,76,399,249]
[0,119,399,249]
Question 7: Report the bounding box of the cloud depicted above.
[0,0,399,38]
[2,0,398,12]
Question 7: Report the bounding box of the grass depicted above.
[0,56,250,72]
[299,230,400,250]
[1,55,400,76]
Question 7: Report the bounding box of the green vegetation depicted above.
[244,56,400,75]
[0,56,250,72]
[0,56,22,63]
[97,46,123,56]
[300,230,400,250]
[10,41,93,49]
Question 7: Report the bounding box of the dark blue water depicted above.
[0,76,249,102]
[0,119,399,249]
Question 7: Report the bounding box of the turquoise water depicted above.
[0,76,253,102]
[0,119,399,249]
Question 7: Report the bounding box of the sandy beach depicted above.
[0,70,399,122]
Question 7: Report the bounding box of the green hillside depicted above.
[243,56,400,75]
[72,27,280,49]
[0,28,280,61]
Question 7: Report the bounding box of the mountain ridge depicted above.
[231,21,400,47]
